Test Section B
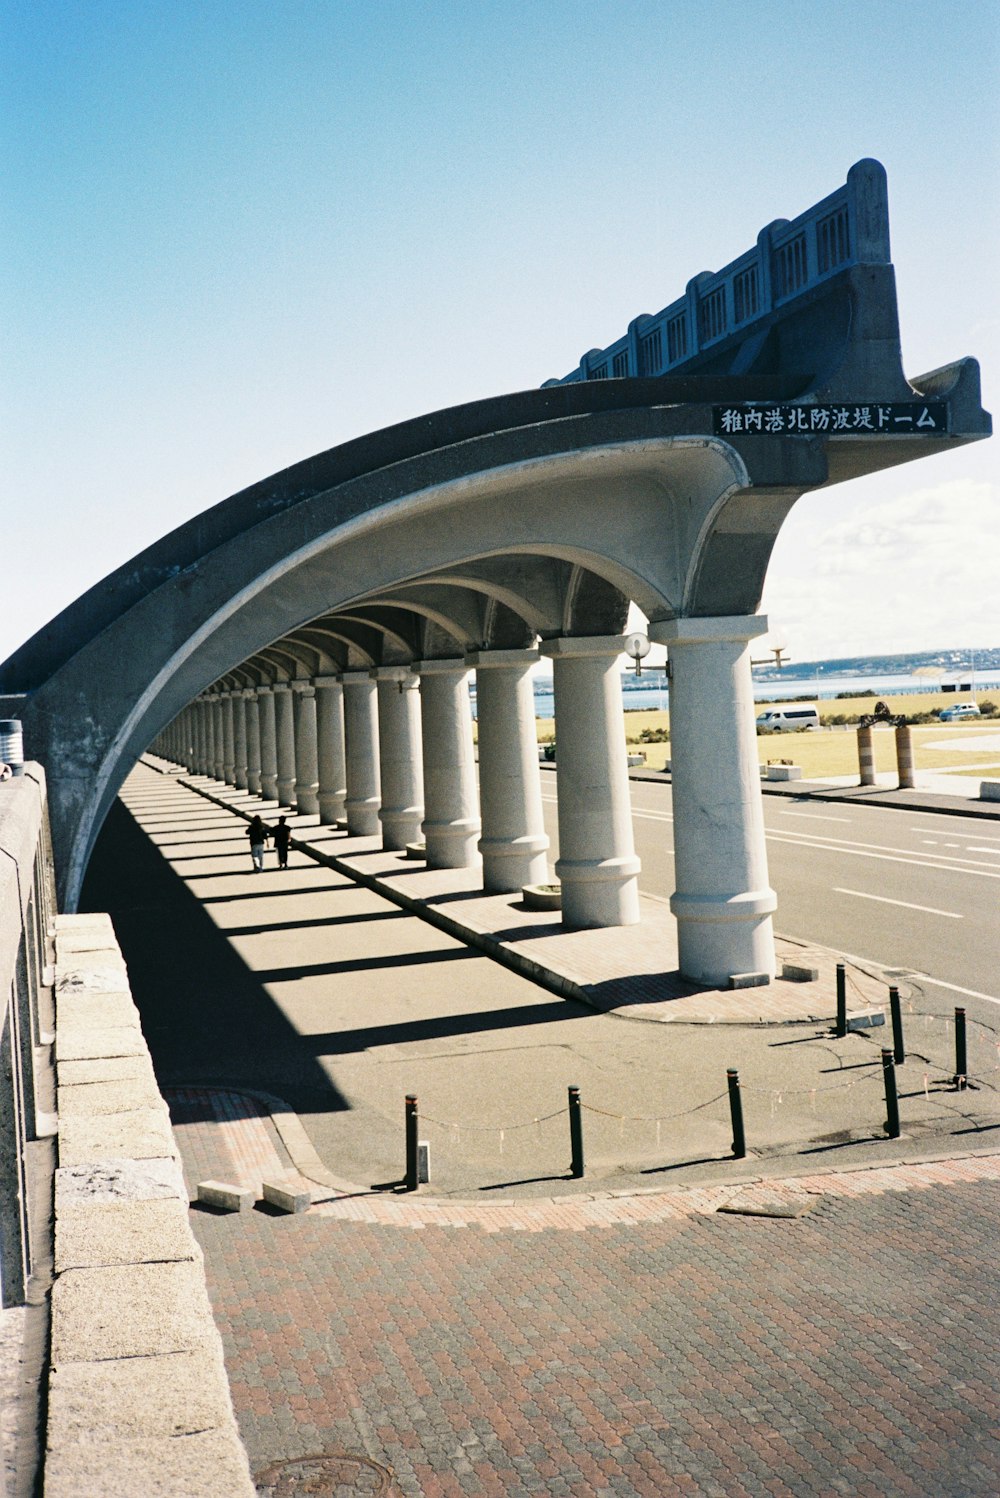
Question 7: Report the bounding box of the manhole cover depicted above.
[255,1452,397,1496]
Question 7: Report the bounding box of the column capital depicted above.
[341,670,375,687]
[538,635,627,662]
[649,615,769,647]
[465,648,540,670]
[373,665,418,685]
[241,688,257,699]
[313,674,342,688]
[414,657,469,676]
[291,680,315,696]
[270,681,291,694]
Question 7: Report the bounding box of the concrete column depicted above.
[651,616,777,985]
[539,636,640,928]
[232,692,248,789]
[184,707,198,772]
[258,688,279,802]
[244,692,262,795]
[416,658,481,869]
[467,648,549,892]
[221,694,236,784]
[292,683,320,815]
[196,701,210,775]
[191,704,204,773]
[274,684,296,807]
[211,696,225,780]
[375,667,424,850]
[314,676,347,825]
[342,672,381,835]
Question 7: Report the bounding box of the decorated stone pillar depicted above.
[258,687,279,802]
[375,667,424,851]
[292,682,320,815]
[539,636,640,927]
[650,615,777,985]
[416,658,480,869]
[342,672,381,835]
[466,648,549,892]
[244,691,262,795]
[232,692,248,790]
[314,676,347,825]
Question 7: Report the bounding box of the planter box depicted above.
[522,883,561,912]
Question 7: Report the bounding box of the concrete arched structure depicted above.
[1,159,990,984]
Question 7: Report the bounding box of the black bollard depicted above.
[727,1069,746,1159]
[835,963,847,1038]
[954,1007,968,1090]
[889,986,905,1065]
[882,1049,900,1139]
[568,1086,585,1178]
[405,1094,419,1191]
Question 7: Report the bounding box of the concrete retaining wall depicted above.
[46,912,254,1496]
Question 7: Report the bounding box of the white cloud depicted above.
[760,478,1000,661]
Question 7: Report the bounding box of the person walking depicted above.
[273,815,292,870]
[246,814,270,872]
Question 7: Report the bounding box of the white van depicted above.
[755,704,820,733]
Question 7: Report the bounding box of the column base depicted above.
[345,798,381,836]
[235,771,248,791]
[276,777,296,808]
[379,806,424,851]
[423,818,482,870]
[318,793,346,825]
[556,856,641,929]
[260,774,278,801]
[294,785,320,816]
[480,834,550,894]
[246,771,262,795]
[670,889,778,986]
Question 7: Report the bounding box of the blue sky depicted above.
[3,0,998,665]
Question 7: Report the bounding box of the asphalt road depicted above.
[538,774,1000,1025]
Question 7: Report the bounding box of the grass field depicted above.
[529,692,1000,780]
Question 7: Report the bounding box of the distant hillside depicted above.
[754,647,1000,682]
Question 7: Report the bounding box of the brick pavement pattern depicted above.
[175,1106,1000,1497]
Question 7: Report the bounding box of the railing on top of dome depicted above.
[542,158,890,388]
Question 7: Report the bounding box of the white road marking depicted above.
[833,887,963,919]
[764,826,1000,876]
[968,847,1000,855]
[778,811,851,822]
[907,973,1000,1008]
[910,827,1000,843]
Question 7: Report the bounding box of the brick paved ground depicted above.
[175,1092,1000,1497]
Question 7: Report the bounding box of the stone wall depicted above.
[46,910,255,1495]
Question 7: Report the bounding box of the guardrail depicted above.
[0,763,54,1310]
[544,158,890,386]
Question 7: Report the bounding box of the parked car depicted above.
[939,702,981,721]
[755,704,820,733]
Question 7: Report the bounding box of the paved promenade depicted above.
[81,763,1000,1494]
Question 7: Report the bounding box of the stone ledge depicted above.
[43,1425,254,1498]
[55,1199,197,1273]
[57,1108,179,1166]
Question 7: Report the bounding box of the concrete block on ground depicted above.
[781,961,820,983]
[51,1260,217,1363]
[55,1025,147,1063]
[197,1179,256,1212]
[56,1157,186,1207]
[764,764,803,781]
[847,1008,886,1031]
[262,1176,313,1213]
[980,780,1000,801]
[56,1198,197,1273]
[57,1108,179,1167]
[728,971,771,990]
[43,1426,255,1498]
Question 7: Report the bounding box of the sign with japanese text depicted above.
[712,402,947,437]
